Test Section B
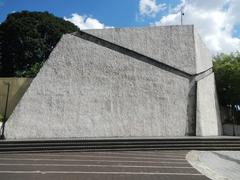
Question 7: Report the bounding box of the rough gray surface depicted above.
[187,151,240,180]
[196,74,222,136]
[0,151,210,180]
[194,29,213,73]
[86,26,196,74]
[4,25,220,139]
[5,34,189,139]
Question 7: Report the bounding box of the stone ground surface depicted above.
[187,151,240,180]
[0,150,210,180]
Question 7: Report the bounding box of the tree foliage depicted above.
[0,11,79,77]
[213,52,240,106]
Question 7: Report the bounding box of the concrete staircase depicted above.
[0,137,240,153]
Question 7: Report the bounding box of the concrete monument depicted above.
[4,25,222,139]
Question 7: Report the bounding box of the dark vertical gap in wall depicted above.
[194,82,198,136]
[186,78,197,136]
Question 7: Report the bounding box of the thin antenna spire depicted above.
[180,5,185,25]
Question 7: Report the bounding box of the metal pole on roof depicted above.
[181,8,184,25]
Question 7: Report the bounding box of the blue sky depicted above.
[0,0,240,54]
[0,0,180,27]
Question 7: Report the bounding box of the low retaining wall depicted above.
[0,78,32,119]
[223,124,240,136]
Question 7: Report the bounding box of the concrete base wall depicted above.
[223,124,240,136]
[0,78,32,119]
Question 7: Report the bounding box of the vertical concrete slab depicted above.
[194,28,222,136]
[196,74,222,136]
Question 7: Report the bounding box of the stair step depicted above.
[1,138,240,152]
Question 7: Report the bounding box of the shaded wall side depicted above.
[5,34,190,139]
[196,74,222,136]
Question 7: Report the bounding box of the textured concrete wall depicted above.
[194,29,213,73]
[194,29,221,136]
[86,26,196,74]
[4,25,221,139]
[5,34,190,139]
[196,74,222,136]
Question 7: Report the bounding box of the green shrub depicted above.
[213,52,240,106]
[0,11,79,77]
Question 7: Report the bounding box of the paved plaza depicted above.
[0,150,209,180]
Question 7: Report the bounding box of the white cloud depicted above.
[64,13,113,30]
[139,0,167,17]
[153,0,240,54]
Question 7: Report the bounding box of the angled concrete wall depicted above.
[196,74,222,136]
[194,29,222,136]
[194,29,213,73]
[4,25,221,139]
[86,26,196,74]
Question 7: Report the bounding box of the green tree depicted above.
[213,52,240,106]
[0,11,79,77]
